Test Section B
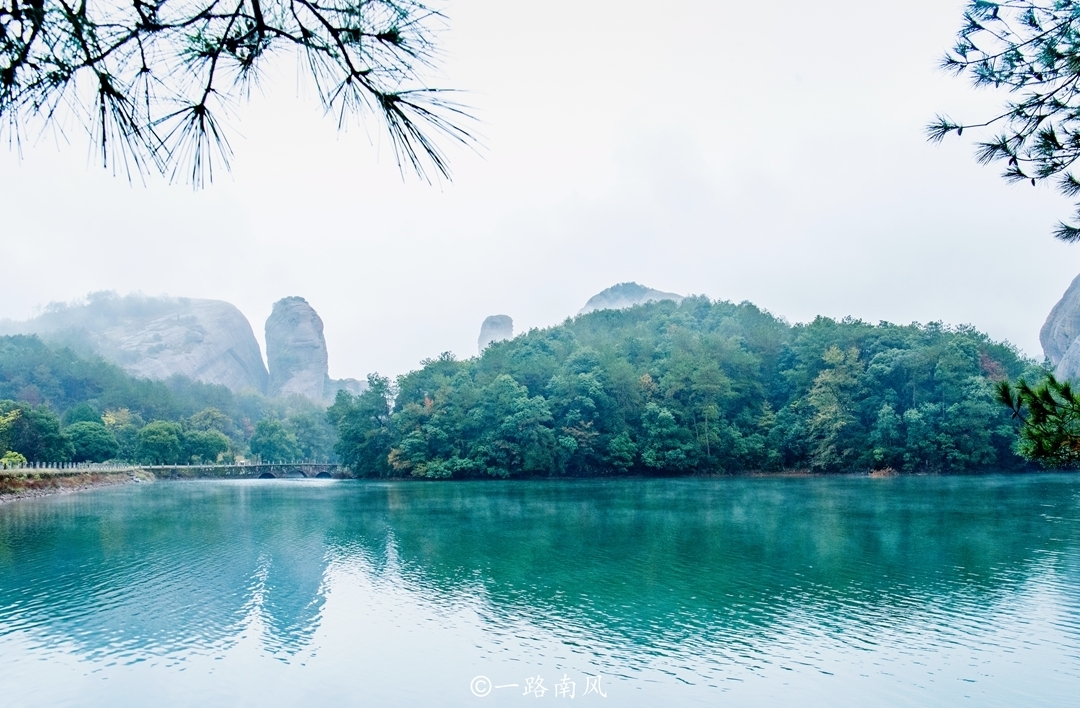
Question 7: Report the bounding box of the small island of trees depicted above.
[329,298,1041,478]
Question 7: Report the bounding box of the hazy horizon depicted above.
[2,0,1077,380]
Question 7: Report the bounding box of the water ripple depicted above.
[0,476,1078,707]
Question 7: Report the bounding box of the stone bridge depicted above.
[146,463,350,480]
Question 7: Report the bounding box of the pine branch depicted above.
[0,0,475,185]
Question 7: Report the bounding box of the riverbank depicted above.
[1,464,1058,505]
[0,463,352,503]
[0,467,154,504]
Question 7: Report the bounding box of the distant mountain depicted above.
[478,315,513,353]
[0,293,268,393]
[578,283,683,315]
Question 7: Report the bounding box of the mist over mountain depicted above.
[578,282,684,315]
[0,292,269,394]
[478,315,513,354]
[0,292,363,403]
[266,297,330,400]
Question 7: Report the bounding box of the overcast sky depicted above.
[2,0,1079,380]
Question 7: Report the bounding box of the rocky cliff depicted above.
[1041,273,1080,376]
[579,282,683,315]
[265,297,329,401]
[478,315,514,353]
[0,293,269,392]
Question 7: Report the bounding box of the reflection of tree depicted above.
[336,476,1080,675]
[0,483,335,660]
[0,477,1077,676]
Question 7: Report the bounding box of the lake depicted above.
[0,475,1077,707]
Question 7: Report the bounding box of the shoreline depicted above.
[2,466,1072,505]
[0,463,348,504]
[0,469,153,505]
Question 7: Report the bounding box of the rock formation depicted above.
[1039,274,1080,381]
[265,297,329,401]
[0,292,268,392]
[1041,272,1080,373]
[578,282,684,315]
[478,315,514,353]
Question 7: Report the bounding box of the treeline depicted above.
[1,301,1044,475]
[0,335,335,465]
[329,297,1039,477]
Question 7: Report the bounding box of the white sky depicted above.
[2,0,1079,380]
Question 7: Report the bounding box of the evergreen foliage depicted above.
[0,334,337,462]
[932,1,1080,240]
[1,450,26,468]
[136,421,184,464]
[329,375,395,475]
[66,422,120,462]
[0,0,473,184]
[182,430,232,464]
[63,403,104,426]
[0,334,246,425]
[249,418,302,462]
[330,299,1037,478]
[0,400,73,463]
[997,374,1080,466]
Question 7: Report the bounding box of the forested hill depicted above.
[0,335,335,464]
[330,297,1041,477]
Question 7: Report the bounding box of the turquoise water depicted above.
[0,476,1078,707]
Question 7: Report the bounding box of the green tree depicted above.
[66,422,120,462]
[63,403,103,426]
[805,346,865,471]
[1,450,26,468]
[870,403,904,469]
[287,411,336,461]
[605,431,637,472]
[186,408,233,435]
[326,299,1031,477]
[136,421,184,464]
[0,408,18,458]
[931,2,1080,240]
[182,430,231,464]
[997,374,1080,466]
[640,402,695,473]
[103,408,145,461]
[182,407,235,462]
[0,401,73,463]
[470,374,557,478]
[0,0,472,184]
[329,376,395,476]
[249,418,301,463]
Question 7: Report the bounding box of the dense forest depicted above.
[0,298,1048,474]
[0,335,335,465]
[330,298,1041,477]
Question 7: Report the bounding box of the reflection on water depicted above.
[0,476,1077,707]
[0,482,332,663]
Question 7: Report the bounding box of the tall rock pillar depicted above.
[479,315,514,353]
[265,297,329,400]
